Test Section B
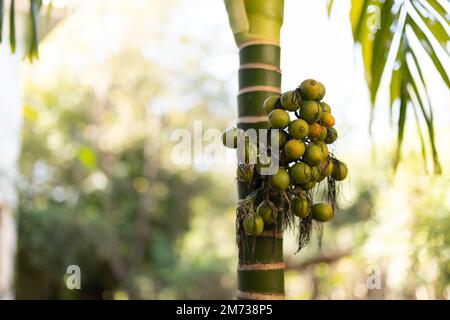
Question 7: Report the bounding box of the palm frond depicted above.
[0,0,4,42]
[330,0,449,174]
[0,0,45,58]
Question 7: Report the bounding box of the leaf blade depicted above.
[407,15,450,87]
[9,0,15,53]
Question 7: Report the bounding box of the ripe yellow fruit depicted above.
[312,203,333,222]
[292,197,310,218]
[263,95,279,114]
[317,126,328,141]
[320,112,335,127]
[288,119,309,139]
[300,101,322,124]
[308,123,324,139]
[332,160,348,181]
[270,168,291,191]
[289,162,312,184]
[268,109,290,129]
[280,90,301,111]
[243,214,264,235]
[284,139,305,161]
[299,79,326,101]
[257,201,277,225]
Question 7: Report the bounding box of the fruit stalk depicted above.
[224,0,285,300]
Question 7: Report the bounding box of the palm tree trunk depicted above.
[224,0,285,300]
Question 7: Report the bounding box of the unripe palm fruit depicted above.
[331,160,348,181]
[316,141,329,159]
[311,166,321,181]
[320,112,335,127]
[270,168,291,191]
[319,158,334,176]
[243,214,264,235]
[308,123,325,139]
[280,90,301,112]
[321,102,331,113]
[299,181,316,191]
[222,127,239,149]
[300,101,322,124]
[304,143,324,166]
[288,119,309,139]
[289,162,312,184]
[236,165,254,183]
[257,201,277,225]
[299,79,326,101]
[312,203,334,222]
[292,197,310,218]
[263,95,280,114]
[268,109,290,129]
[284,139,305,161]
[324,127,338,144]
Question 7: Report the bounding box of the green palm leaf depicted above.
[0,0,4,42]
[330,0,449,173]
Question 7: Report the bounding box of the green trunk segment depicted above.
[237,269,285,294]
[236,43,284,298]
[239,68,281,89]
[239,44,281,65]
[238,91,277,117]
[225,0,285,300]
[237,44,281,118]
[240,237,283,263]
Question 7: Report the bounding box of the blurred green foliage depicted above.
[16,49,236,299]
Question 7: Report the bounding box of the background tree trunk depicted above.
[0,44,22,300]
[0,2,66,299]
[224,0,285,300]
